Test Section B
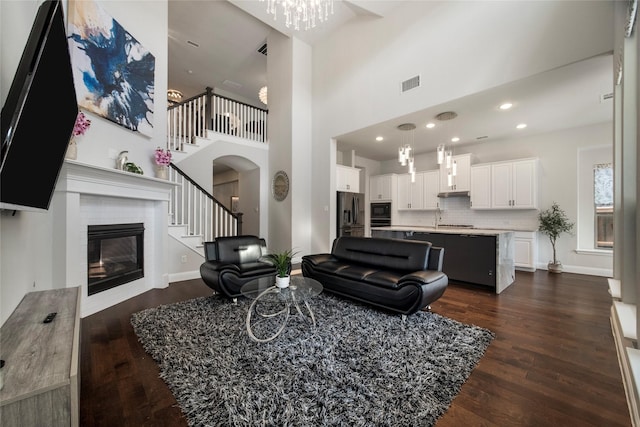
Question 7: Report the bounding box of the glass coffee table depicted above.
[240,276,323,342]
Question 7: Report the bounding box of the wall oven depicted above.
[370,202,391,227]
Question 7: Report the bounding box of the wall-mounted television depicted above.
[1,0,78,212]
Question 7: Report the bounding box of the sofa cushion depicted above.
[215,235,265,264]
[332,236,430,272]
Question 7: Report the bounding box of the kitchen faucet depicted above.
[434,206,442,229]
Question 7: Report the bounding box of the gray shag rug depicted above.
[131,292,494,426]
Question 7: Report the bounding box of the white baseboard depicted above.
[168,270,201,283]
[535,262,612,277]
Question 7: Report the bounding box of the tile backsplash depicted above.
[393,197,538,231]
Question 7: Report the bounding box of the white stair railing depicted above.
[168,164,242,243]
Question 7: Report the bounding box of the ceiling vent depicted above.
[435,111,458,121]
[600,92,613,103]
[258,42,267,56]
[223,79,243,89]
[401,75,420,93]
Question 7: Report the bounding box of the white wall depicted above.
[309,0,614,254]
[0,0,168,324]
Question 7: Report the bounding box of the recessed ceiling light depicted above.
[451,137,460,142]
[516,123,527,129]
[499,102,513,110]
[426,123,435,129]
[375,136,384,141]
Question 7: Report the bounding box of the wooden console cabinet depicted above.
[0,288,80,426]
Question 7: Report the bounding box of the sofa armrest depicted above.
[400,269,446,285]
[201,260,241,273]
[427,246,444,271]
[301,253,334,266]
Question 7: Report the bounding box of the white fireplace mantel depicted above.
[52,160,176,317]
[58,159,176,201]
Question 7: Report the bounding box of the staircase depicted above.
[164,90,265,256]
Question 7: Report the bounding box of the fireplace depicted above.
[88,223,144,296]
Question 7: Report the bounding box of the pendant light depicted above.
[397,123,417,182]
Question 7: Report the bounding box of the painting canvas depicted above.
[67,0,155,136]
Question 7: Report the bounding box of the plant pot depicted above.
[548,262,563,273]
[275,275,290,288]
[65,139,77,160]
[155,165,168,179]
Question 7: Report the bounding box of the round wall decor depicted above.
[272,170,290,201]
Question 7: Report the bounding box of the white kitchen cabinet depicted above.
[439,153,472,193]
[470,164,492,209]
[514,231,537,271]
[397,173,424,210]
[369,174,394,201]
[423,170,440,209]
[491,159,538,209]
[336,165,360,193]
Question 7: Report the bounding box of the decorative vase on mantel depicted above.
[65,138,77,160]
[155,165,168,179]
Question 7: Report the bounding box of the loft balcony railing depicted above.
[167,87,268,153]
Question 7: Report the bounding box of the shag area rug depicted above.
[131,293,494,426]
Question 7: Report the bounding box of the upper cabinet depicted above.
[423,170,440,209]
[397,170,440,210]
[470,158,538,210]
[397,173,424,210]
[336,165,360,193]
[470,164,492,209]
[491,159,538,209]
[439,153,472,193]
[370,174,394,201]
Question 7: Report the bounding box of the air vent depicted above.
[258,43,267,55]
[600,92,613,103]
[223,80,243,89]
[401,75,420,93]
[435,111,458,121]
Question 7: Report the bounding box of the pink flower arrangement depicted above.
[73,111,91,137]
[154,147,172,166]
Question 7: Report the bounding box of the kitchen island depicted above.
[371,226,515,293]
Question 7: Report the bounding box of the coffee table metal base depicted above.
[245,286,317,343]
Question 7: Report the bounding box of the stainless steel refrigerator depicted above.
[337,191,365,237]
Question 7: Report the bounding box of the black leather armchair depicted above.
[199,235,276,299]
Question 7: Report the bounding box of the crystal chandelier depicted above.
[259,86,268,105]
[398,123,416,183]
[261,0,334,31]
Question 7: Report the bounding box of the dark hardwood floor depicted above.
[80,271,631,426]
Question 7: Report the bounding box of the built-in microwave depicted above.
[370,202,391,227]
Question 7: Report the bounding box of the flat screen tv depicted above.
[1,0,78,212]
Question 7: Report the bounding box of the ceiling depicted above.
[167,1,614,165]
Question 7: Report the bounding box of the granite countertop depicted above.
[370,225,517,236]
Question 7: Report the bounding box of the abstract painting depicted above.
[67,0,155,137]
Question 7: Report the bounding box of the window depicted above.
[594,163,613,249]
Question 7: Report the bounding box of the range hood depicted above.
[437,191,470,198]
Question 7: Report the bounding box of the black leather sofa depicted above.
[301,236,448,315]
[200,235,276,299]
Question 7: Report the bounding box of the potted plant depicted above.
[154,147,172,179]
[66,111,91,160]
[538,202,575,273]
[266,249,298,288]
